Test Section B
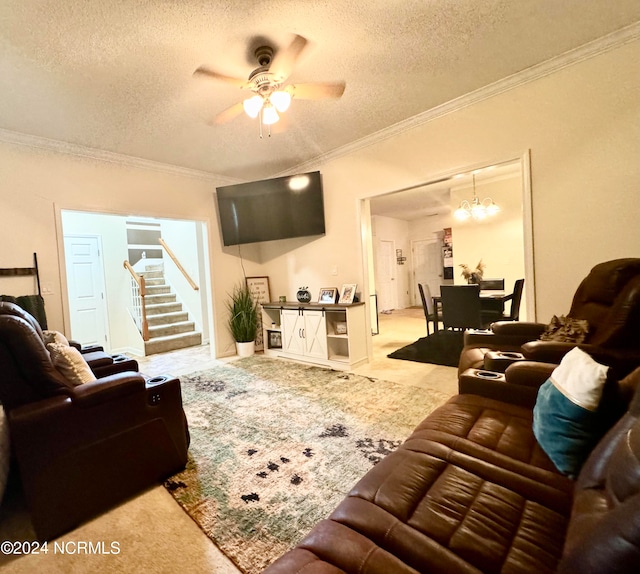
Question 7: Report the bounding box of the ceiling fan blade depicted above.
[289,82,346,100]
[269,34,308,83]
[212,102,245,124]
[194,67,248,88]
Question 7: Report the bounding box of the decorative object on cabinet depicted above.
[226,283,259,356]
[338,284,357,304]
[246,276,271,351]
[318,287,338,303]
[296,286,312,303]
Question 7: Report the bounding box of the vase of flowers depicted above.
[459,260,486,284]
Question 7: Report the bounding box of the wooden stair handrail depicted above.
[158,238,199,291]
[123,260,149,341]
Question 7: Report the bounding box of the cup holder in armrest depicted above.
[476,370,502,379]
[498,352,525,360]
[147,375,169,385]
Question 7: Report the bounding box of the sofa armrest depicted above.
[522,342,640,377]
[68,340,105,353]
[70,372,145,407]
[463,322,546,348]
[458,368,540,408]
[491,321,547,338]
[504,361,557,388]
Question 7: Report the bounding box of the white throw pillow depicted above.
[549,346,609,411]
[43,330,70,347]
[47,342,96,386]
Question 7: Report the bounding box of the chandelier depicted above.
[453,174,500,221]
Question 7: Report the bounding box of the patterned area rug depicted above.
[164,356,452,573]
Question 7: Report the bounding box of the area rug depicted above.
[387,330,464,367]
[164,356,451,573]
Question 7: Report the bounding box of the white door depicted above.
[304,311,327,359]
[64,235,109,348]
[281,309,305,355]
[376,239,397,312]
[412,239,443,305]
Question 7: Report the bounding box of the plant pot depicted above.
[235,341,255,357]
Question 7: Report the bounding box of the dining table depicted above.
[433,290,509,315]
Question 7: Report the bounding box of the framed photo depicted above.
[338,283,357,304]
[318,287,338,304]
[268,330,282,349]
[246,276,271,351]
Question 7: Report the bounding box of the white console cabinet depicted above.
[261,302,368,370]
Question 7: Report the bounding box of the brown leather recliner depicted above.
[0,301,139,377]
[459,258,640,377]
[0,310,189,540]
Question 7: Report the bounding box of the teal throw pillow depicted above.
[532,347,609,478]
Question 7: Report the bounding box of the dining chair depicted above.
[418,283,442,335]
[481,278,525,324]
[440,284,483,331]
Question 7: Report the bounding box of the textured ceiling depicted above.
[1,1,639,181]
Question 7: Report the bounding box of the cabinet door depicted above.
[303,310,328,359]
[281,309,305,355]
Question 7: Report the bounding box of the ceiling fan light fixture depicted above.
[243,95,264,118]
[271,90,292,113]
[262,102,279,125]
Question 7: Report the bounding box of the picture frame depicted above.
[268,330,282,349]
[246,276,271,351]
[318,287,338,304]
[338,283,357,304]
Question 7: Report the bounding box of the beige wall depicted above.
[1,39,638,357]
[259,39,639,324]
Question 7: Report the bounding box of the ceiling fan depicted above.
[193,34,345,131]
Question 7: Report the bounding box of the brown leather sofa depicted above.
[263,363,640,573]
[0,301,139,377]
[459,258,640,376]
[0,307,189,540]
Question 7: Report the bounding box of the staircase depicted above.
[140,265,202,355]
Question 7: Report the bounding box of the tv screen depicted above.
[216,171,325,246]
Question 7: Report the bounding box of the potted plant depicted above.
[459,260,486,284]
[226,283,259,357]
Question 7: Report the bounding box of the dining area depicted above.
[419,278,525,335]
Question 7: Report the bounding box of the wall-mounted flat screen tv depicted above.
[216,171,325,246]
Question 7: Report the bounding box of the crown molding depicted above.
[0,127,235,183]
[289,22,640,175]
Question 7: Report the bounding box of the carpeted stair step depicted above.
[145,284,171,295]
[146,301,183,316]
[147,311,189,326]
[145,293,176,305]
[148,321,196,338]
[145,331,202,355]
